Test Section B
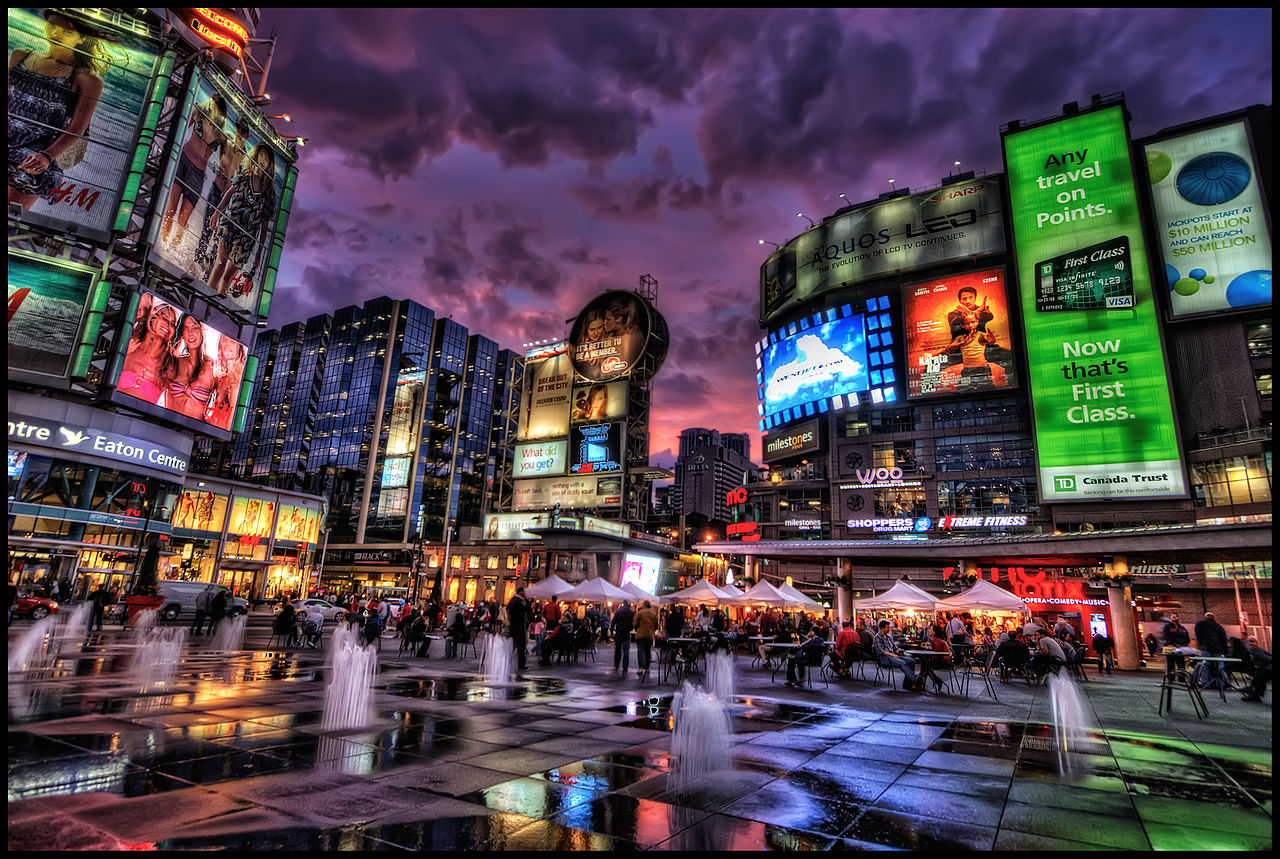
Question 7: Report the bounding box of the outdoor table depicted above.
[749,636,775,669]
[658,638,702,683]
[904,649,954,694]
[766,643,802,683]
[1187,655,1243,702]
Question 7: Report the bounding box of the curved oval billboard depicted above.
[568,290,653,382]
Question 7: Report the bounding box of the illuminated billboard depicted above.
[621,554,661,595]
[569,423,624,475]
[570,380,627,423]
[757,296,898,429]
[568,290,658,382]
[512,475,623,510]
[274,503,322,544]
[7,8,163,241]
[1003,103,1185,502]
[151,70,293,319]
[226,494,275,540]
[113,291,249,435]
[7,251,100,379]
[903,268,1018,398]
[171,487,229,535]
[513,440,568,478]
[761,177,1006,324]
[518,342,572,440]
[1143,120,1271,317]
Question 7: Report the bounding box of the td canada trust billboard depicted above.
[1003,104,1185,502]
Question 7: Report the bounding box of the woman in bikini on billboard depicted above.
[168,314,216,421]
[118,299,178,405]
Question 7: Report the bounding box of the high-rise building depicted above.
[672,428,756,524]
[223,296,522,593]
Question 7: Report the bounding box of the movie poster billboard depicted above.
[761,177,1006,324]
[274,503,322,544]
[151,71,292,319]
[570,379,627,424]
[904,268,1019,398]
[1003,104,1185,502]
[1143,121,1272,317]
[114,291,249,434]
[7,8,163,240]
[226,493,275,540]
[518,342,572,440]
[7,251,96,378]
[171,487,229,535]
[568,291,650,382]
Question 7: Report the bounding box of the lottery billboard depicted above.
[1143,120,1271,317]
[1003,103,1185,502]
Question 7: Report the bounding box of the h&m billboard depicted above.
[1003,103,1185,502]
[761,177,1006,325]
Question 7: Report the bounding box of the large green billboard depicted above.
[1003,105,1186,502]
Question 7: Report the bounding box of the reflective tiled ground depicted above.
[8,619,1272,851]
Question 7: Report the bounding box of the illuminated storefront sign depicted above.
[948,566,1111,606]
[8,411,190,477]
[513,440,567,478]
[762,419,821,462]
[1143,120,1271,317]
[847,515,1030,533]
[178,8,249,58]
[1003,104,1186,502]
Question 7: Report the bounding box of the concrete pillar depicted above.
[1106,555,1141,670]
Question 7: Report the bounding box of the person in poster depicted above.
[159,94,227,254]
[119,296,177,405]
[167,314,216,421]
[571,384,610,422]
[934,313,1008,392]
[196,115,250,268]
[206,143,278,298]
[194,490,216,530]
[7,10,109,209]
[207,335,246,430]
[906,271,1016,398]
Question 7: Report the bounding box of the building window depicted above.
[872,440,923,471]
[1246,322,1271,359]
[874,488,927,517]
[839,415,870,438]
[1254,370,1271,399]
[870,408,915,434]
[1190,454,1272,507]
[935,432,1034,471]
[938,478,1037,515]
[931,396,1027,429]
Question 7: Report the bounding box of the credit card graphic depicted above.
[1035,236,1135,312]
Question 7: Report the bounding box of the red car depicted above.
[14,590,60,620]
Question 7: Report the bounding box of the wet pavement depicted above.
[7,617,1272,851]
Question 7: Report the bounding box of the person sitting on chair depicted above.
[273,601,297,647]
[873,619,923,691]
[995,632,1032,684]
[786,629,828,688]
[1241,636,1271,703]
[1030,630,1067,681]
[832,620,860,678]
[301,608,324,648]
[540,615,577,665]
[406,610,430,657]
[363,611,383,647]
[444,610,468,658]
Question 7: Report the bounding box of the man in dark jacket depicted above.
[1162,613,1193,672]
[611,600,635,672]
[1241,636,1271,702]
[1193,611,1229,690]
[507,587,530,671]
[1091,631,1115,674]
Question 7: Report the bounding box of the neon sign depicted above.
[180,8,249,58]
[945,566,1110,606]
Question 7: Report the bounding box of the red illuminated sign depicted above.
[178,7,249,58]
[945,566,1110,606]
[726,487,748,506]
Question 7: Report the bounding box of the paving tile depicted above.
[998,799,1150,850]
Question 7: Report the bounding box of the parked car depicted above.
[291,598,347,623]
[155,580,248,622]
[14,589,59,620]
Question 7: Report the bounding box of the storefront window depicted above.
[872,440,923,471]
[1202,561,1271,580]
[1190,454,1272,507]
[875,488,927,517]
[937,478,1038,515]
[487,555,499,570]
[936,432,1034,472]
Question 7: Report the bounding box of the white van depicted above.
[156,580,248,622]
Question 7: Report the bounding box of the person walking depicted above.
[191,585,214,636]
[88,582,111,633]
[507,587,530,672]
[1091,629,1116,674]
[633,600,659,677]
[611,600,635,673]
[1162,613,1193,673]
[1193,611,1229,691]
[207,588,229,636]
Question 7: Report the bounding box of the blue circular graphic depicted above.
[1189,268,1207,280]
[1226,270,1272,308]
[1165,263,1181,291]
[913,517,932,533]
[1176,151,1251,206]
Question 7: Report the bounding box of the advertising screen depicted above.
[274,503,322,544]
[114,291,249,434]
[518,343,572,440]
[171,487,229,535]
[513,440,568,478]
[512,475,623,510]
[7,8,162,241]
[226,494,275,539]
[570,380,628,424]
[151,71,292,319]
[761,177,1006,324]
[1143,121,1271,317]
[568,291,650,382]
[569,423,624,475]
[1003,104,1185,502]
[7,251,96,378]
[483,513,547,540]
[904,268,1019,398]
[758,295,898,429]
[621,554,661,594]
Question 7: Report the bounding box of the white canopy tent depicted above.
[934,579,1030,614]
[726,579,799,608]
[717,583,745,599]
[524,573,573,600]
[557,577,631,604]
[852,580,938,612]
[619,581,658,603]
[778,582,824,610]
[660,578,731,606]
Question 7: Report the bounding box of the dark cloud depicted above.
[422,208,474,287]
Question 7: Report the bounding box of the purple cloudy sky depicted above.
[257,8,1272,467]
